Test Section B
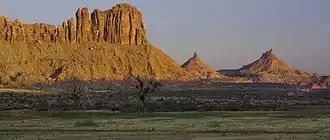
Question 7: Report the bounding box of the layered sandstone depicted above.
[0,3,194,87]
[181,52,221,79]
[0,3,147,45]
[239,49,315,84]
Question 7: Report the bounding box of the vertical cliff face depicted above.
[0,3,147,45]
[91,9,105,42]
[76,7,91,43]
[67,18,76,43]
[92,4,147,45]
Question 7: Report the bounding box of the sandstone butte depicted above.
[0,3,196,87]
[181,52,221,79]
[239,49,316,84]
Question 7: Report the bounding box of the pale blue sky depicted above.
[0,0,329,75]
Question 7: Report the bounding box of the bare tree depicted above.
[59,77,91,109]
[135,77,161,112]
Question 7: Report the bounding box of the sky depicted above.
[0,0,329,75]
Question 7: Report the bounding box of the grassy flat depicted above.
[1,111,330,139]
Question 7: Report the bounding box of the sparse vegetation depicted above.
[135,77,161,112]
[0,85,329,112]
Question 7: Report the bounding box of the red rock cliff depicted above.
[0,3,147,45]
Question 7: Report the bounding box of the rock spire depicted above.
[181,52,221,79]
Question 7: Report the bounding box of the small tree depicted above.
[135,77,161,112]
[59,77,91,109]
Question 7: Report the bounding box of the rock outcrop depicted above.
[316,76,330,87]
[321,76,330,86]
[0,3,147,45]
[181,52,221,79]
[238,49,315,84]
[240,49,294,73]
[76,7,91,43]
[0,3,194,87]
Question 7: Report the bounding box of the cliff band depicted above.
[0,3,194,86]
